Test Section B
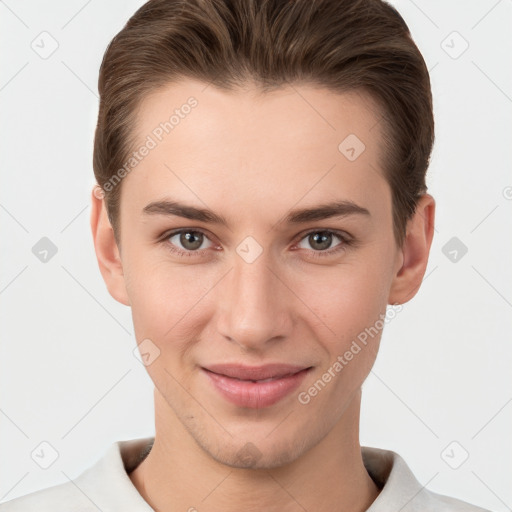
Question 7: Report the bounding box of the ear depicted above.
[388,193,435,305]
[90,185,131,306]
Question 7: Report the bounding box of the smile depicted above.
[201,364,312,409]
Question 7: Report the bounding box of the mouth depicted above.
[201,363,313,409]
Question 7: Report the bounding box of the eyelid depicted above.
[293,227,352,244]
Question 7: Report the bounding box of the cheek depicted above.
[295,266,387,413]
[294,255,391,342]
[125,255,217,348]
[126,264,211,394]
[292,252,392,401]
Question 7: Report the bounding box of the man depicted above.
[0,0,492,510]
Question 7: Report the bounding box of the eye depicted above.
[160,227,354,260]
[164,229,215,256]
[295,230,352,258]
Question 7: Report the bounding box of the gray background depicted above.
[1,0,511,509]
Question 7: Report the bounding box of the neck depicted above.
[129,389,380,512]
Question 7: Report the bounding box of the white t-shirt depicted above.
[0,437,492,511]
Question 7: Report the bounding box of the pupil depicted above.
[311,232,331,250]
[181,231,202,250]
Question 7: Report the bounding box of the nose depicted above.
[216,248,292,352]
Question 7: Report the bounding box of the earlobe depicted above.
[388,194,435,305]
[90,185,131,306]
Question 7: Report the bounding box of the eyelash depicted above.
[159,228,355,260]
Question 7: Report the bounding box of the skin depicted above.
[90,79,435,512]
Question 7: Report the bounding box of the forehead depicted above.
[134,79,383,152]
[121,79,389,222]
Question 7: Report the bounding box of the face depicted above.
[103,79,407,469]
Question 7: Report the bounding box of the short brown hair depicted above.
[93,0,434,248]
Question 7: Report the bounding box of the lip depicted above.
[201,364,312,409]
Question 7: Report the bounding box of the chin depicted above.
[199,432,310,470]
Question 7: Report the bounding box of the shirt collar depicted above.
[74,436,429,511]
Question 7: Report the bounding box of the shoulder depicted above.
[0,437,154,512]
[362,446,494,512]
[423,490,492,512]
[0,481,96,512]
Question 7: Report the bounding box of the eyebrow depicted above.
[142,198,370,226]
